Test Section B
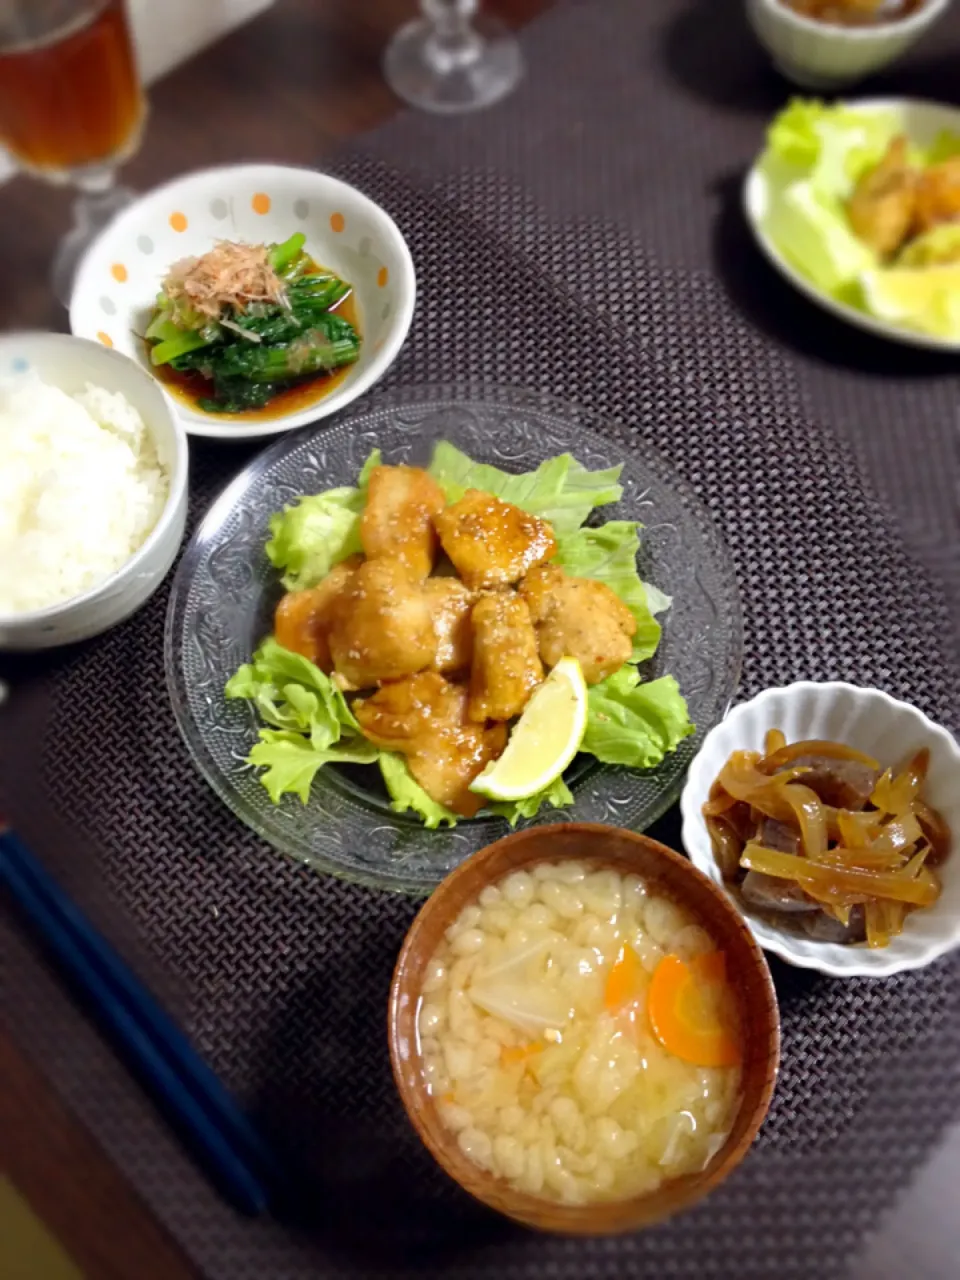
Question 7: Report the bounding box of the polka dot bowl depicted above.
[69,164,416,440]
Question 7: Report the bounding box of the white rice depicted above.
[0,371,169,615]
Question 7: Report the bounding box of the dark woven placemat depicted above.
[3,2,960,1277]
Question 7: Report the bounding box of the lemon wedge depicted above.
[860,265,960,338]
[470,656,587,802]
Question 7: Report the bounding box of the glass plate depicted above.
[165,385,742,894]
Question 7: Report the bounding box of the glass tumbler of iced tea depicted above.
[0,0,146,303]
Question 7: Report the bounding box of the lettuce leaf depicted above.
[897,223,960,268]
[764,182,875,296]
[225,638,358,745]
[427,441,622,538]
[920,129,960,168]
[249,731,379,804]
[641,580,672,617]
[759,101,894,297]
[553,522,663,662]
[488,776,574,826]
[582,667,694,768]
[356,448,383,487]
[265,448,381,589]
[765,99,896,191]
[226,640,373,801]
[379,753,458,829]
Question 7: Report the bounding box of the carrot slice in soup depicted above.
[604,943,646,1012]
[648,953,741,1068]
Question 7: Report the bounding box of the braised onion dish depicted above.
[703,731,951,948]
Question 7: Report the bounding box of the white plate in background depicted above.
[744,97,960,352]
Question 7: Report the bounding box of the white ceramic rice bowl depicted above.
[680,681,960,977]
[0,332,188,651]
[70,164,416,440]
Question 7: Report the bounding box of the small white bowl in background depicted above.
[746,0,952,91]
[0,332,188,652]
[69,164,416,441]
[680,682,960,978]
[744,96,960,352]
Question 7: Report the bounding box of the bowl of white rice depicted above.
[0,332,188,650]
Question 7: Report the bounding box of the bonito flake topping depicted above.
[162,240,287,320]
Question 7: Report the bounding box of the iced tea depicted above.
[0,0,144,180]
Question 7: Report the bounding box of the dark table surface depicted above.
[1,2,959,1278]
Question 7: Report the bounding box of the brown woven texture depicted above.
[3,2,960,1276]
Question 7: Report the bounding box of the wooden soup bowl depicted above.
[388,823,781,1235]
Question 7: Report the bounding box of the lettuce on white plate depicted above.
[758,99,960,338]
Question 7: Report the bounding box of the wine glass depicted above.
[0,0,146,305]
[383,0,523,115]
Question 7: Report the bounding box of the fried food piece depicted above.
[355,672,507,817]
[914,155,960,236]
[846,135,917,258]
[328,559,436,688]
[467,590,543,723]
[521,563,637,685]
[424,578,474,674]
[434,489,557,590]
[273,556,361,670]
[360,464,446,579]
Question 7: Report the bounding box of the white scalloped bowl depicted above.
[680,682,960,978]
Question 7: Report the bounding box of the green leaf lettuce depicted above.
[265,448,381,589]
[250,731,379,805]
[427,441,623,538]
[583,667,694,768]
[379,753,459,829]
[226,640,373,802]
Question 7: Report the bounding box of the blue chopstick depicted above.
[0,826,279,1215]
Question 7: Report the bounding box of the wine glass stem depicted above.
[422,0,482,71]
[73,167,128,226]
[51,166,132,307]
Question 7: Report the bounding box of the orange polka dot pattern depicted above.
[330,212,345,233]
[169,212,188,232]
[252,193,271,215]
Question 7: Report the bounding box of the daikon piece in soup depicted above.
[418,860,743,1205]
